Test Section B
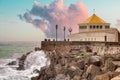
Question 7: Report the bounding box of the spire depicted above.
[93,9,95,14]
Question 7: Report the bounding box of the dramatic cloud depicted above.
[20,0,88,38]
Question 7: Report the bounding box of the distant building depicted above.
[69,14,120,42]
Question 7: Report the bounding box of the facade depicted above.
[69,14,120,42]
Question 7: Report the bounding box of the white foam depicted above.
[0,50,50,80]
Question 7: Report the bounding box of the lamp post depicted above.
[63,26,66,41]
[68,27,72,35]
[55,25,58,41]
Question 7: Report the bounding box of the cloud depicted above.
[18,14,23,21]
[20,0,88,38]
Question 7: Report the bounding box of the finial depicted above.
[93,9,95,14]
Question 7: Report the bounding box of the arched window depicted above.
[93,25,95,29]
[97,25,99,29]
[90,25,92,29]
[100,25,102,29]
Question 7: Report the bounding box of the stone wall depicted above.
[41,39,120,55]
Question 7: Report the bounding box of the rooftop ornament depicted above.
[68,27,72,35]
[55,25,58,41]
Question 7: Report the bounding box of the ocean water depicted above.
[0,51,50,80]
[0,42,50,80]
[0,41,41,58]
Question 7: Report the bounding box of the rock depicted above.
[112,54,120,61]
[31,76,39,80]
[7,61,17,65]
[37,66,56,80]
[89,56,102,66]
[17,51,32,70]
[72,75,81,80]
[54,64,62,74]
[86,65,101,80]
[93,72,120,80]
[86,46,92,52]
[103,58,117,72]
[34,47,41,51]
[76,59,85,70]
[111,75,120,80]
[115,67,120,72]
[93,72,111,80]
[112,61,120,67]
[55,74,70,80]
[66,65,83,79]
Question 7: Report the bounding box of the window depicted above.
[100,25,102,29]
[90,25,92,29]
[80,26,87,29]
[97,26,99,29]
[105,26,110,29]
[93,25,95,29]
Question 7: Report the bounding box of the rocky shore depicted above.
[17,47,120,80]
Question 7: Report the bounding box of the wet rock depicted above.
[31,76,39,80]
[17,51,32,70]
[34,47,41,51]
[7,61,17,65]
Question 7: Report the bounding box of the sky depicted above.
[0,0,120,41]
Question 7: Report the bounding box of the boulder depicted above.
[76,59,85,70]
[66,65,83,79]
[93,72,120,80]
[34,47,41,51]
[7,61,17,65]
[86,65,101,80]
[102,58,117,72]
[55,74,70,80]
[111,75,120,80]
[115,67,120,72]
[112,61,120,67]
[93,72,111,80]
[89,56,102,66]
[72,75,81,80]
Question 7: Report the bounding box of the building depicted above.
[69,14,120,42]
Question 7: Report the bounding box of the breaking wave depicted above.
[0,50,50,80]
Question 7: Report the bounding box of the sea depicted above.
[0,41,41,58]
[0,41,50,80]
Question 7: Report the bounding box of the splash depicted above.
[0,50,50,80]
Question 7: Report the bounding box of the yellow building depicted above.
[69,14,120,42]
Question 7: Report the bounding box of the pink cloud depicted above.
[21,0,88,38]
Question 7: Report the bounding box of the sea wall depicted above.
[41,39,120,55]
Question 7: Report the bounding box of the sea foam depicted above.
[0,50,50,80]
